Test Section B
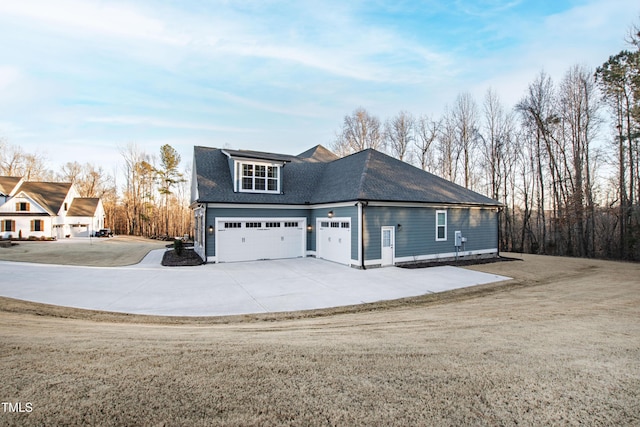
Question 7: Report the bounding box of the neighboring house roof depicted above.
[193,145,500,207]
[14,182,73,215]
[67,198,100,216]
[0,176,23,196]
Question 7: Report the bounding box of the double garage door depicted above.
[216,218,305,263]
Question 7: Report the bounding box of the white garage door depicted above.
[317,218,351,265]
[216,218,305,263]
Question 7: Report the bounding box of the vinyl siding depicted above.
[363,206,497,262]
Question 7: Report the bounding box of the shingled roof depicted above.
[14,182,73,215]
[0,176,22,196]
[67,198,100,216]
[193,145,499,207]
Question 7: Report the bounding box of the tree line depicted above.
[332,23,640,261]
[0,141,191,239]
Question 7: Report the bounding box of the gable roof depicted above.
[14,182,73,215]
[0,176,23,196]
[67,198,100,216]
[193,145,499,207]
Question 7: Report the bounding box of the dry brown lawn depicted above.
[0,253,639,426]
[0,236,167,266]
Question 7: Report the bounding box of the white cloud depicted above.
[0,67,21,90]
[0,0,186,45]
[85,115,259,133]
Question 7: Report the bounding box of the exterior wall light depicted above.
[208,225,214,235]
[397,224,402,230]
[328,210,334,218]
[307,224,313,233]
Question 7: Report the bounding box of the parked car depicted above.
[95,228,113,237]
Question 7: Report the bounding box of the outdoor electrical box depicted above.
[455,231,463,247]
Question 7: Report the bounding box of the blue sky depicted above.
[0,0,637,175]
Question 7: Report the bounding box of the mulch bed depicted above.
[161,248,205,267]
[399,255,521,269]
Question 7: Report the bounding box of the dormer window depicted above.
[238,162,280,193]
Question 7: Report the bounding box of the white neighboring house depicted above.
[0,178,105,239]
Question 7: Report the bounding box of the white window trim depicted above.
[436,210,447,241]
[236,161,281,194]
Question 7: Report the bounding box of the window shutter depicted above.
[16,202,19,211]
[31,220,35,231]
[1,220,4,232]
[11,220,15,232]
[26,202,30,211]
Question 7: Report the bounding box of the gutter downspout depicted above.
[360,201,368,270]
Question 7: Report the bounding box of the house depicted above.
[0,179,105,239]
[190,145,500,268]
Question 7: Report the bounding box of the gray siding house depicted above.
[191,145,500,267]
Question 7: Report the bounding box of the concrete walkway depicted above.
[0,250,510,316]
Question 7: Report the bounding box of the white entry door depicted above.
[381,226,395,266]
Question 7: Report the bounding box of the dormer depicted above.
[221,149,292,194]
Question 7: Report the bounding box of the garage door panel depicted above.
[317,218,351,265]
[217,218,304,263]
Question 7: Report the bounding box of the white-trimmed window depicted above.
[436,210,447,241]
[239,162,280,193]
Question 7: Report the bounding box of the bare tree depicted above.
[452,92,479,189]
[384,111,414,162]
[413,115,440,171]
[332,107,384,156]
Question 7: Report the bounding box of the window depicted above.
[320,221,329,227]
[239,162,280,193]
[31,220,44,232]
[265,222,281,228]
[1,220,15,232]
[245,222,262,228]
[284,222,299,228]
[224,222,241,228]
[16,202,30,211]
[330,222,340,228]
[341,222,350,229]
[436,210,447,241]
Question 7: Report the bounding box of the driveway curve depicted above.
[0,249,510,316]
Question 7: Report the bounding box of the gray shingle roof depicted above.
[193,145,499,206]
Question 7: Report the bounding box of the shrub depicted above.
[173,238,184,256]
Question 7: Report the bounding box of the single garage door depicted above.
[317,218,351,265]
[216,218,305,263]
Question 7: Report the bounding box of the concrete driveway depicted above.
[0,250,510,316]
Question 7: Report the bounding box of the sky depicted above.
[0,0,638,177]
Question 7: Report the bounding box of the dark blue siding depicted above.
[364,206,497,262]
